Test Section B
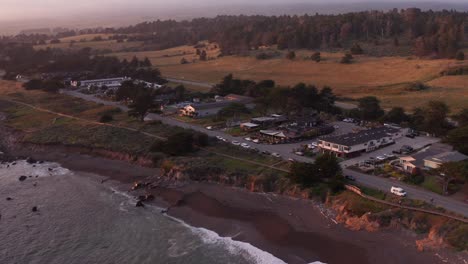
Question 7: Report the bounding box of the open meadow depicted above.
[109,43,468,111]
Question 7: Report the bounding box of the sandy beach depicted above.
[1,135,459,264]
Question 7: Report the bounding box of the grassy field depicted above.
[109,43,468,111]
[34,33,143,52]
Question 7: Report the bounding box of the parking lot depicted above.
[341,134,441,167]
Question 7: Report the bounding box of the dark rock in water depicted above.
[28,176,32,178]
[48,168,53,172]
[6,197,12,201]
[35,176,38,178]
[135,201,145,207]
[38,161,44,164]
[33,183,37,187]
[137,195,146,201]
[26,157,37,164]
[32,206,38,212]
[18,176,27,182]
[145,194,155,201]
[12,162,16,166]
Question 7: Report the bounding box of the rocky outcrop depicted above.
[416,226,446,251]
[18,175,27,181]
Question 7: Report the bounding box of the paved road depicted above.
[345,169,468,218]
[165,77,214,88]
[63,90,468,217]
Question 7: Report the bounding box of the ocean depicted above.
[0,160,323,264]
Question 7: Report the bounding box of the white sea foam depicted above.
[0,160,70,183]
[165,214,326,264]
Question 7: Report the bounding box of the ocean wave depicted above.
[165,214,326,264]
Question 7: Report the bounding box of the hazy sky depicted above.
[1,0,466,21]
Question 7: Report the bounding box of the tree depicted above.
[289,162,319,187]
[455,51,465,61]
[199,50,207,61]
[142,57,152,67]
[446,126,468,155]
[286,51,296,60]
[218,103,250,119]
[383,107,409,124]
[438,161,468,195]
[173,85,186,101]
[314,153,342,180]
[420,101,451,136]
[454,109,468,127]
[350,43,364,55]
[128,89,158,121]
[358,96,384,120]
[23,79,43,90]
[340,53,353,64]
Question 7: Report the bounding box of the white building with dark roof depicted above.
[318,127,402,157]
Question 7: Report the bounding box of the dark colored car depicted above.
[345,175,356,181]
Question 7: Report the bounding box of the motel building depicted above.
[318,127,402,158]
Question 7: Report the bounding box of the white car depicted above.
[391,186,407,197]
[252,139,260,144]
[216,136,224,141]
[244,137,252,141]
[376,156,387,161]
[384,153,396,159]
[294,151,304,156]
[206,126,213,130]
[241,143,250,149]
[271,153,281,158]
[231,141,241,146]
[311,142,318,147]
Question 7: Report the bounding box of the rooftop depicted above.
[320,126,399,146]
[426,151,468,164]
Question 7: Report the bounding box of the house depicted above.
[424,151,468,169]
[318,127,401,158]
[71,77,130,89]
[179,94,254,118]
[240,122,260,131]
[399,144,468,172]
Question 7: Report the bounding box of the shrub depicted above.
[455,51,465,61]
[340,53,353,64]
[350,43,364,55]
[446,224,468,251]
[286,51,296,60]
[407,82,430,91]
[99,114,113,123]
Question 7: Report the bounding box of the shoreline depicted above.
[2,142,461,264]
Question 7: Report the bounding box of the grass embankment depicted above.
[0,81,285,176]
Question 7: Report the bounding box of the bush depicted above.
[446,224,468,251]
[99,114,113,123]
[286,51,296,60]
[407,82,430,91]
[310,52,321,62]
[455,51,465,61]
[340,53,353,64]
[350,43,364,55]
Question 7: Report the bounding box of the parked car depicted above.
[294,151,304,156]
[216,136,224,141]
[333,125,340,129]
[206,126,213,130]
[345,175,356,181]
[405,133,415,138]
[244,137,252,141]
[376,156,387,161]
[384,153,396,159]
[231,141,240,146]
[311,141,319,147]
[288,158,295,162]
[261,151,271,155]
[252,139,260,144]
[271,153,281,158]
[241,143,250,149]
[391,186,407,197]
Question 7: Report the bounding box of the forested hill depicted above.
[112,8,466,58]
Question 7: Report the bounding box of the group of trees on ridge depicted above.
[111,9,466,58]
